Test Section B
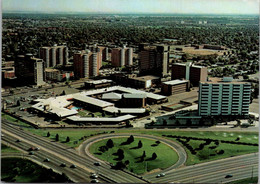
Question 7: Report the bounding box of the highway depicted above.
[79,133,258,184]
[1,120,147,183]
[2,119,258,183]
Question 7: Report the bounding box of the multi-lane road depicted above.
[1,119,147,183]
[2,119,258,183]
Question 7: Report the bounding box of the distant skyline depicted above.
[2,0,260,15]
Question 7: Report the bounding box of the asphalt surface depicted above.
[1,119,148,183]
[145,152,258,183]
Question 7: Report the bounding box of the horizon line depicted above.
[2,10,259,16]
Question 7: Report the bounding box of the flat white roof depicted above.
[73,94,114,108]
[123,93,147,99]
[32,95,78,117]
[173,63,206,69]
[102,92,122,100]
[163,79,188,85]
[67,114,135,122]
[85,79,113,85]
[83,86,166,100]
[103,106,146,114]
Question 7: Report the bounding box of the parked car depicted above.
[70,164,77,168]
[91,174,98,179]
[225,174,233,178]
[94,162,101,166]
[44,158,50,162]
[60,163,66,167]
[90,179,99,183]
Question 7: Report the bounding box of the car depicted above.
[94,162,101,166]
[156,173,166,178]
[160,173,166,177]
[60,163,66,167]
[29,151,34,155]
[70,164,77,168]
[91,174,98,179]
[225,174,233,178]
[35,147,40,151]
[44,158,50,162]
[90,179,99,183]
[16,139,21,142]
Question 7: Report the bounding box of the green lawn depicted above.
[89,137,179,175]
[227,177,258,184]
[1,158,71,183]
[2,112,258,166]
[1,144,21,153]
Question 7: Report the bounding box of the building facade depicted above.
[172,63,208,86]
[73,46,102,79]
[15,54,45,86]
[161,80,189,95]
[111,45,133,67]
[198,78,251,116]
[139,44,168,77]
[39,45,68,68]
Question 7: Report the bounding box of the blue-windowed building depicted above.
[198,77,251,116]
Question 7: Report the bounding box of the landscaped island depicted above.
[89,136,179,174]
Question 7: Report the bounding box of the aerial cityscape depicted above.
[1,0,259,183]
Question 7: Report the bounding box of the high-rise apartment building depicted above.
[111,45,133,67]
[172,63,208,86]
[73,46,102,79]
[15,54,45,86]
[39,45,68,68]
[139,44,168,76]
[198,77,251,116]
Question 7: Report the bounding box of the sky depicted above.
[2,0,260,14]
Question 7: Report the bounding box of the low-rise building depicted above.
[85,79,113,89]
[161,79,189,95]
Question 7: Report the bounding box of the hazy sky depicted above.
[2,0,260,14]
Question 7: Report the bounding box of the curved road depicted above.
[78,133,187,174]
[1,120,148,183]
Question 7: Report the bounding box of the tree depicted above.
[114,161,126,170]
[175,120,180,126]
[138,140,143,148]
[55,134,59,141]
[186,119,192,126]
[152,152,157,160]
[60,90,66,96]
[106,139,114,148]
[47,132,50,137]
[127,135,134,144]
[117,148,124,156]
[102,111,106,117]
[16,100,20,106]
[142,151,146,158]
[125,160,130,165]
[163,119,167,126]
[66,136,70,142]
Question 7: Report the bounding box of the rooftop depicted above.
[102,92,122,100]
[131,75,160,81]
[123,93,147,99]
[163,79,189,85]
[73,94,114,108]
[202,77,251,84]
[85,79,113,85]
[67,114,135,122]
[172,63,206,69]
